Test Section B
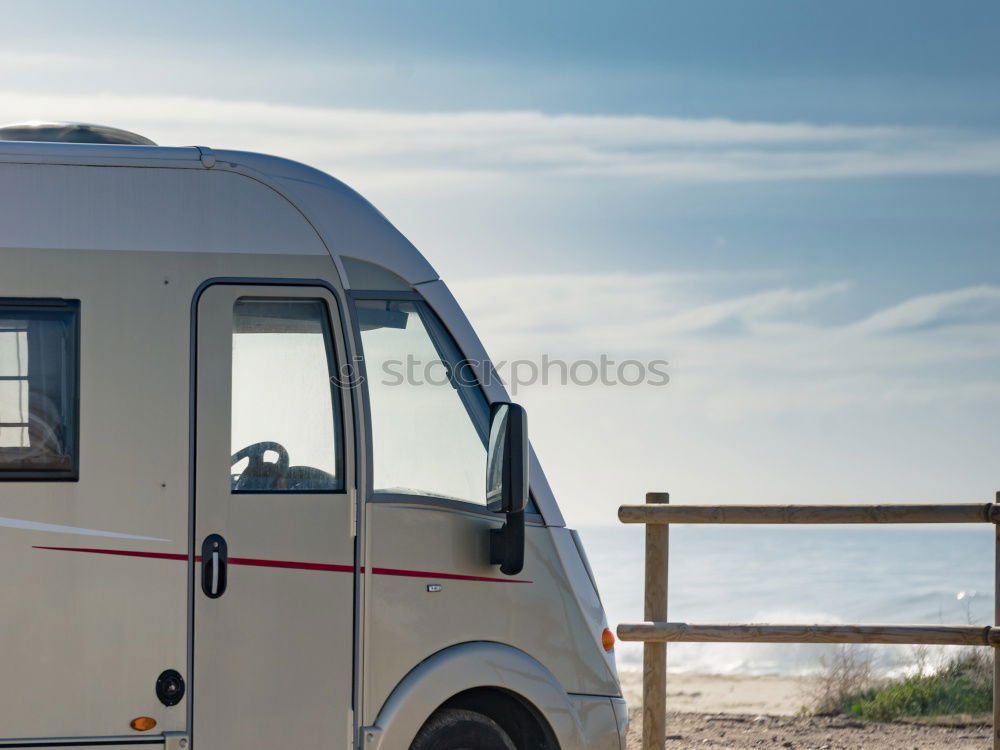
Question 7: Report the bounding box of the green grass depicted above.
[842,652,992,721]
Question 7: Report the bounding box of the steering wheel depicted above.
[231,442,290,491]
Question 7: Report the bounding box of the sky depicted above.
[2,1,999,525]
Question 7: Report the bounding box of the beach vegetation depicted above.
[809,645,992,721]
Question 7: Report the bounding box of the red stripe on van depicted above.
[32,546,531,583]
[227,555,354,573]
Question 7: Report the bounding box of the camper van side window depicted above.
[230,298,344,493]
[358,299,490,505]
[0,300,80,480]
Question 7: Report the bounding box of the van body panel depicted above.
[0,247,193,738]
[0,740,166,749]
[568,695,626,750]
[363,503,620,723]
[210,150,439,287]
[549,527,618,681]
[0,163,327,256]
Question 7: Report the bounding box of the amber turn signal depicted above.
[130,717,157,732]
[601,627,615,652]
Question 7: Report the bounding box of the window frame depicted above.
[0,298,81,482]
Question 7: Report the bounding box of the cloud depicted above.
[451,272,852,352]
[448,272,1000,418]
[852,285,1000,334]
[0,52,84,69]
[2,90,1000,187]
[642,282,851,338]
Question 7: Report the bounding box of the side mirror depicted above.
[487,402,528,514]
[486,402,528,575]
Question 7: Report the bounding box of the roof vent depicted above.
[0,121,156,146]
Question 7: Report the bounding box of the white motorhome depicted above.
[0,122,626,750]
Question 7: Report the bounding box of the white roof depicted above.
[0,140,439,286]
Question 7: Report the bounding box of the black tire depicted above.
[410,708,517,750]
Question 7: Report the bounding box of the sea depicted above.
[576,524,995,676]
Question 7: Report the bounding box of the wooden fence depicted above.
[616,492,1000,750]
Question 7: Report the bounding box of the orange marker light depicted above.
[601,627,615,652]
[130,717,157,732]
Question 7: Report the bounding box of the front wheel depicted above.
[410,708,517,750]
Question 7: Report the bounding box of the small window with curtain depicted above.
[0,300,80,479]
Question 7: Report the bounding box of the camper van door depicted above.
[193,283,355,750]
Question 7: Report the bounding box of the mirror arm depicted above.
[489,510,525,576]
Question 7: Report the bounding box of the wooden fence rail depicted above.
[616,492,1000,750]
[619,502,997,525]
[618,623,1000,647]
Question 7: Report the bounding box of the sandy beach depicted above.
[624,710,992,749]
[619,670,811,715]
[618,671,992,748]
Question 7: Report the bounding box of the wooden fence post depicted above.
[994,491,999,750]
[643,492,669,750]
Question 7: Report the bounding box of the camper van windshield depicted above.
[358,299,489,504]
[0,301,79,479]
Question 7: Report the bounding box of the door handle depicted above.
[201,534,228,598]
